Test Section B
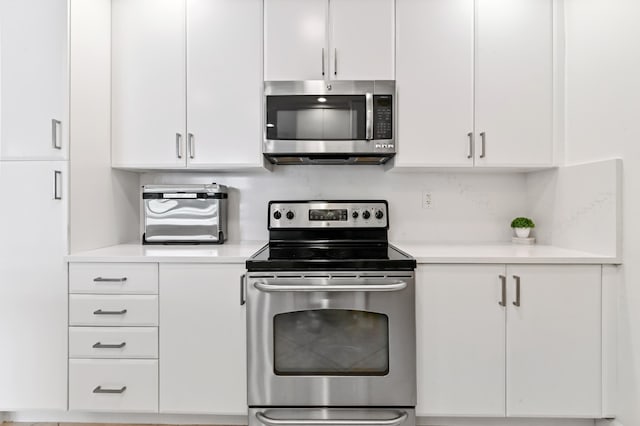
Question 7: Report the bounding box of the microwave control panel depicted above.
[374,95,393,140]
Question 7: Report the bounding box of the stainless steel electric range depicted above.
[245,200,417,426]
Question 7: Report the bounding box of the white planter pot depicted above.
[515,227,531,238]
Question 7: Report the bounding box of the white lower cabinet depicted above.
[69,359,158,412]
[416,264,603,418]
[159,263,247,414]
[69,327,159,359]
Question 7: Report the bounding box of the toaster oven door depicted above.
[143,197,222,244]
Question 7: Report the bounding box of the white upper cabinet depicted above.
[265,0,394,81]
[475,0,553,167]
[264,0,327,81]
[0,161,68,410]
[186,0,263,168]
[395,0,553,168]
[0,0,68,160]
[329,0,395,80]
[395,0,474,167]
[112,0,187,168]
[505,265,602,417]
[159,264,247,414]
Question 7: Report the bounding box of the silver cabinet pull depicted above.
[321,48,325,76]
[53,170,62,200]
[467,132,474,159]
[51,119,62,150]
[334,48,338,76]
[176,133,183,159]
[256,411,408,426]
[93,385,126,394]
[93,309,127,315]
[480,132,486,158]
[498,275,506,306]
[93,342,126,349]
[365,93,373,140]
[93,277,127,283]
[513,275,521,307]
[188,133,195,159]
[240,274,246,306]
[254,280,407,293]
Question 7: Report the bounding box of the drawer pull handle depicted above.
[93,385,127,394]
[93,277,127,283]
[93,342,126,349]
[93,309,128,315]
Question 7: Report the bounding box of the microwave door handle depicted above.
[365,92,373,140]
[253,280,407,293]
[256,412,408,426]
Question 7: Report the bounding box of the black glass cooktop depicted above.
[246,243,416,271]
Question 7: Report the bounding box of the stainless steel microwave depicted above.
[263,80,395,165]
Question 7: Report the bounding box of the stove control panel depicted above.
[269,201,388,229]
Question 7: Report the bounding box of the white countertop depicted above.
[66,242,620,265]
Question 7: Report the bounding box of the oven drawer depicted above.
[69,263,158,294]
[250,408,415,426]
[69,295,158,326]
[69,327,158,359]
[69,359,158,412]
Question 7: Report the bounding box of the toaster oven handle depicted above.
[365,92,374,140]
[256,411,408,426]
[253,280,407,293]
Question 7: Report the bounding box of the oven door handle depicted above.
[256,412,408,426]
[253,280,407,293]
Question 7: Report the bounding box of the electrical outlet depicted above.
[422,191,433,209]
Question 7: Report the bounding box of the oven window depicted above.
[266,95,367,140]
[273,309,389,376]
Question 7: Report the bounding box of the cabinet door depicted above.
[264,0,327,81]
[112,0,187,168]
[329,0,394,80]
[395,0,474,167]
[0,0,68,160]
[159,264,247,414]
[475,0,553,167]
[416,265,506,416]
[506,265,601,417]
[186,0,262,168]
[0,161,68,410]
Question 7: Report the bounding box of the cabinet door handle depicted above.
[240,274,246,306]
[93,277,127,283]
[321,48,325,77]
[512,275,521,307]
[188,133,195,159]
[93,385,126,394]
[480,132,486,158]
[93,309,127,315]
[467,132,474,159]
[334,48,337,77]
[498,275,506,306]
[93,342,126,349]
[51,119,62,149]
[176,133,183,159]
[53,170,62,200]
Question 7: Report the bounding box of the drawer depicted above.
[69,263,158,294]
[69,359,158,412]
[69,327,158,359]
[69,295,158,326]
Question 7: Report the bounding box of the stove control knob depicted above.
[362,210,371,220]
[273,211,282,220]
[286,211,295,220]
[352,211,359,219]
[375,210,384,220]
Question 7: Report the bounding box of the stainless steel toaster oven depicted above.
[142,184,228,244]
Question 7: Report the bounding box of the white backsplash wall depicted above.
[140,168,528,243]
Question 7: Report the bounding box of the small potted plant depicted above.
[511,217,535,238]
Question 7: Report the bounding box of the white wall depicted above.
[564,0,640,424]
[69,0,139,252]
[141,169,529,243]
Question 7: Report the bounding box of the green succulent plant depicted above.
[511,217,535,229]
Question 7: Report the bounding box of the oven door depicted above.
[246,272,416,407]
